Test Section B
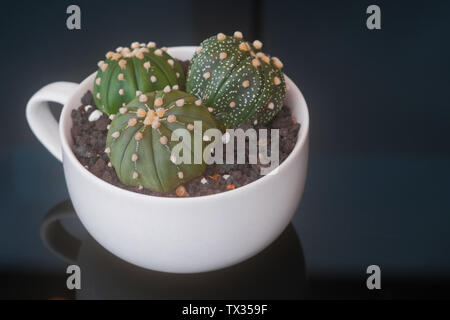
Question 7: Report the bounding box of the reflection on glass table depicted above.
[41,201,306,300]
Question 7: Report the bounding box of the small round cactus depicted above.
[186,32,286,128]
[94,42,186,115]
[105,88,217,193]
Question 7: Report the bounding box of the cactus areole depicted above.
[105,89,217,193]
[94,42,186,115]
[187,32,287,128]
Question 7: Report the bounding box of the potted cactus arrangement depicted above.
[26,30,308,273]
[71,33,300,197]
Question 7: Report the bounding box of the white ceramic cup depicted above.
[26,46,309,273]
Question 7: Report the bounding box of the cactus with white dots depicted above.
[105,89,217,193]
[186,32,286,128]
[94,42,186,115]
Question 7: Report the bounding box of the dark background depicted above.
[1,0,450,299]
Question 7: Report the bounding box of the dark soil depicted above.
[72,75,300,198]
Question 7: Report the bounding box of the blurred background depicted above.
[1,0,450,299]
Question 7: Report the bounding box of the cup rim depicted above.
[59,46,310,202]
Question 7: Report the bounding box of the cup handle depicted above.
[40,200,81,264]
[26,82,79,162]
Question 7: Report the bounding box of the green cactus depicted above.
[186,32,286,128]
[94,42,186,115]
[105,89,217,193]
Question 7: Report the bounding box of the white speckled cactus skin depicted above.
[105,89,217,193]
[94,42,185,115]
[187,32,286,128]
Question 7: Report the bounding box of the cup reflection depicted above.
[41,200,306,299]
